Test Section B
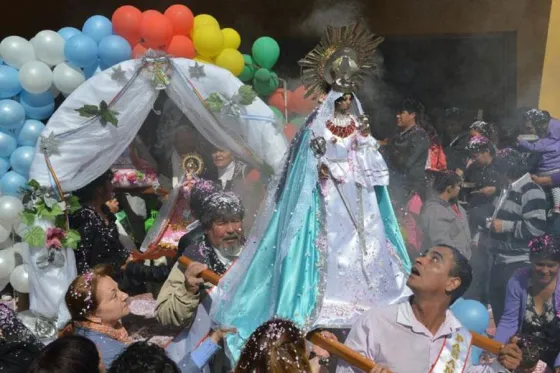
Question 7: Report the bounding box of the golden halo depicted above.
[181,153,205,176]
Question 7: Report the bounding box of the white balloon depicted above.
[32,30,65,67]
[0,248,15,278]
[0,36,36,69]
[9,264,29,293]
[53,62,85,95]
[12,242,29,264]
[0,222,10,243]
[0,238,14,249]
[0,196,24,222]
[18,60,53,94]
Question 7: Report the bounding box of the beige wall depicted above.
[361,0,551,108]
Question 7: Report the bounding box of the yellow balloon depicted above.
[194,14,219,30]
[193,25,224,57]
[215,48,245,76]
[222,28,241,50]
[194,55,214,64]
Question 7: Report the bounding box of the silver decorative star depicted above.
[111,66,127,84]
[189,62,206,80]
[39,132,61,157]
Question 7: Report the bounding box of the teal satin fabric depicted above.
[214,129,322,362]
[375,185,412,273]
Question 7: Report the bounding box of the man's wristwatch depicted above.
[309,351,330,366]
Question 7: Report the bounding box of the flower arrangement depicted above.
[20,179,81,249]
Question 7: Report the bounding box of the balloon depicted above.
[9,146,34,176]
[12,242,29,264]
[238,54,256,82]
[252,37,280,69]
[214,48,244,76]
[0,36,36,69]
[50,85,60,98]
[450,299,489,334]
[98,35,131,67]
[291,85,317,115]
[64,34,98,68]
[194,55,213,64]
[291,116,306,128]
[17,119,44,146]
[253,71,278,96]
[0,171,27,197]
[53,62,86,95]
[0,157,8,178]
[112,5,142,45]
[0,65,21,98]
[0,132,16,157]
[32,30,65,66]
[20,90,54,107]
[132,44,147,59]
[222,28,241,50]
[166,35,195,59]
[20,100,54,120]
[164,5,194,36]
[82,59,99,79]
[268,88,293,114]
[193,26,224,58]
[193,14,219,31]
[58,27,82,41]
[82,15,113,43]
[254,68,271,82]
[0,247,15,275]
[10,264,29,293]
[139,12,173,49]
[0,99,25,130]
[18,61,53,94]
[283,123,297,141]
[269,105,285,122]
[0,196,23,222]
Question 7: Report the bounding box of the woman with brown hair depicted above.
[235,319,331,373]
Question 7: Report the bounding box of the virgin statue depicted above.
[211,22,412,361]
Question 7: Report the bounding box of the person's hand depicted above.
[491,219,503,233]
[184,262,208,294]
[311,331,337,358]
[105,198,120,214]
[210,328,237,344]
[466,159,474,168]
[319,164,329,180]
[531,174,552,186]
[473,186,496,197]
[368,365,393,373]
[497,336,522,371]
[120,254,134,271]
[455,168,464,177]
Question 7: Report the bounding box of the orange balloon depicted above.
[166,35,195,58]
[283,123,298,141]
[139,12,174,49]
[132,44,147,58]
[268,88,293,114]
[112,6,142,45]
[246,169,261,184]
[164,4,194,36]
[290,85,317,115]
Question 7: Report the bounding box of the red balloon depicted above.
[246,169,261,184]
[283,123,298,141]
[268,88,293,115]
[139,11,174,49]
[166,35,195,58]
[290,85,317,115]
[112,6,142,45]
[164,4,194,36]
[132,44,147,58]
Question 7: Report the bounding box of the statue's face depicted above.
[335,94,352,113]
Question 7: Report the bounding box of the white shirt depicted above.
[217,161,235,189]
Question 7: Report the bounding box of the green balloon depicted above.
[291,116,306,128]
[252,37,280,69]
[238,54,256,82]
[254,68,271,82]
[269,105,285,122]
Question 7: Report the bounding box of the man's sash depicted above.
[431,327,473,373]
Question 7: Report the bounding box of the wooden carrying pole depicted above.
[178,256,502,370]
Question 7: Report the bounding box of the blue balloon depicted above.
[98,61,110,71]
[450,299,489,334]
[82,59,99,79]
[0,99,25,130]
[18,119,44,146]
[0,171,28,197]
[0,57,4,65]
[9,146,34,176]
[64,34,98,68]
[58,27,82,41]
[82,15,113,43]
[98,35,131,67]
[0,131,17,157]
[0,157,9,178]
[20,90,54,108]
[20,100,55,120]
[0,66,22,99]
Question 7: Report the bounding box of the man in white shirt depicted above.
[337,245,522,373]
